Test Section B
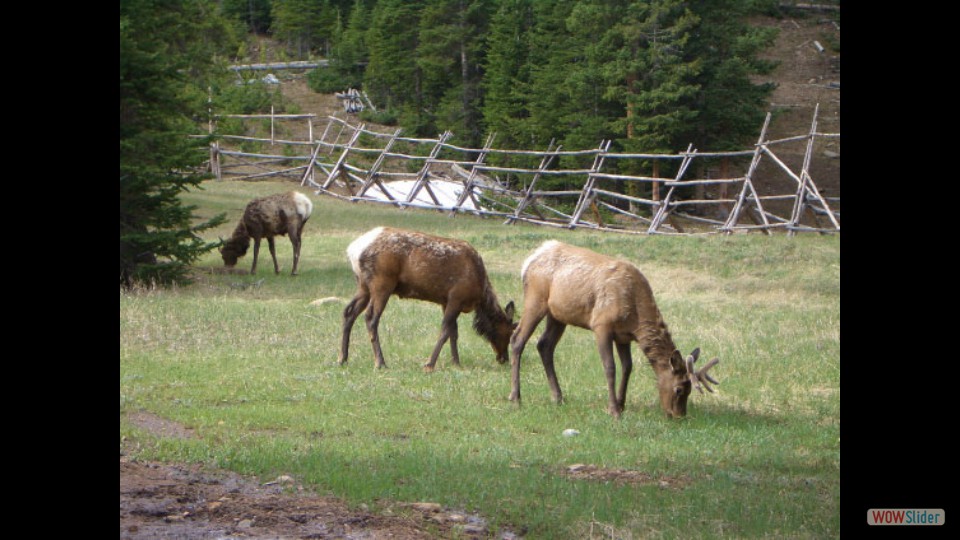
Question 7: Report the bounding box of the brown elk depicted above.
[220,191,313,275]
[509,240,718,418]
[339,227,516,371]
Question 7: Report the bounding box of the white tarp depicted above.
[362,180,481,211]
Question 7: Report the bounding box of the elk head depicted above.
[490,301,517,364]
[686,347,720,395]
[660,348,720,418]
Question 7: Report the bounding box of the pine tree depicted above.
[682,0,778,151]
[481,0,534,150]
[364,0,425,125]
[342,0,370,63]
[222,0,273,34]
[271,0,330,58]
[415,0,491,144]
[120,0,233,286]
[602,0,701,155]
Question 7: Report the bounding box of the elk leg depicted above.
[289,227,302,276]
[508,302,547,404]
[425,306,460,371]
[339,289,370,365]
[365,291,391,369]
[251,237,261,274]
[536,315,567,404]
[595,327,621,418]
[267,237,280,274]
[615,342,633,413]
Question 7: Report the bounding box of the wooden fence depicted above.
[208,107,840,235]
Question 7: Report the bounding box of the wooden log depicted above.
[508,140,560,224]
[228,60,328,71]
[218,113,316,119]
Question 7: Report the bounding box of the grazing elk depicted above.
[509,240,719,418]
[339,227,516,371]
[220,191,313,276]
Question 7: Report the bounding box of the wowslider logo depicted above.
[867,509,944,526]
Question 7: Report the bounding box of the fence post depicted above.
[723,113,772,233]
[569,140,611,228]
[319,123,364,190]
[451,132,496,215]
[788,104,840,234]
[648,145,695,233]
[404,131,452,209]
[507,140,560,224]
[357,128,403,200]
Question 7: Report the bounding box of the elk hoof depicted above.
[422,362,436,373]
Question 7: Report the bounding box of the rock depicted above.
[263,474,295,486]
[457,523,488,536]
[408,502,442,513]
[562,428,580,437]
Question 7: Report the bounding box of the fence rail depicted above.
[207,107,839,235]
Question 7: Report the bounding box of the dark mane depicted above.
[473,282,511,345]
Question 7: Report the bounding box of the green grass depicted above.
[120,179,840,538]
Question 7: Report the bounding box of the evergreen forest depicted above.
[120,0,810,285]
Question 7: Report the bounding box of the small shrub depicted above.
[307,63,363,94]
[358,108,398,126]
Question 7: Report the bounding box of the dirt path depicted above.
[119,455,463,539]
[120,412,501,539]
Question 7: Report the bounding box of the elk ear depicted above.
[504,301,515,321]
[669,350,686,373]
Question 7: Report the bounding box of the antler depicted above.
[686,348,720,394]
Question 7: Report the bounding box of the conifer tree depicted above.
[600,0,701,155]
[222,0,272,34]
[119,0,233,286]
[271,0,331,58]
[682,0,778,151]
[416,0,491,144]
[481,0,534,149]
[363,0,424,119]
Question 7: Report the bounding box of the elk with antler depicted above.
[509,240,719,418]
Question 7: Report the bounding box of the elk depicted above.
[509,240,719,418]
[339,227,516,371]
[220,191,313,276]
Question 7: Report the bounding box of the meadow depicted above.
[119,179,840,538]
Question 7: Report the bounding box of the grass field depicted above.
[119,179,840,538]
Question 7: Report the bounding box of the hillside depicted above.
[751,13,840,201]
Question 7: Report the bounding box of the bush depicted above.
[307,63,363,94]
[217,80,287,114]
[358,108,398,126]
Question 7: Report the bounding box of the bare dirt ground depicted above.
[120,413,479,539]
[120,415,670,539]
[121,12,840,539]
